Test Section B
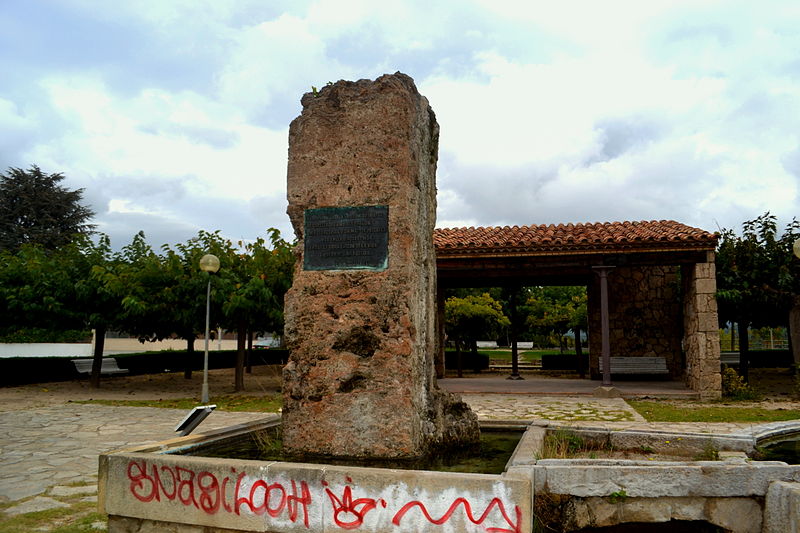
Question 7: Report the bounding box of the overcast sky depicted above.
[2,0,799,249]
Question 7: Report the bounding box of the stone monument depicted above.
[282,73,479,459]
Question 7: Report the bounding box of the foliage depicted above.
[525,286,587,350]
[694,441,720,461]
[539,429,611,459]
[0,165,95,252]
[721,366,761,400]
[0,227,295,388]
[0,328,91,343]
[608,489,628,504]
[444,293,510,345]
[716,212,800,329]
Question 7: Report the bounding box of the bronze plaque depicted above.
[303,206,389,270]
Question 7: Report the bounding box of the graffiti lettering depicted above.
[126,460,523,532]
[126,460,311,527]
[392,497,522,533]
[322,477,387,529]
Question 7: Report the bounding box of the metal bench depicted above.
[72,358,129,376]
[598,356,669,375]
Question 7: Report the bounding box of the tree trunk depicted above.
[246,330,254,374]
[738,321,750,382]
[456,339,463,378]
[789,299,800,373]
[730,323,736,351]
[235,322,246,391]
[575,326,585,378]
[184,337,195,379]
[509,291,520,379]
[89,325,106,389]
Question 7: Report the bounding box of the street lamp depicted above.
[199,254,220,403]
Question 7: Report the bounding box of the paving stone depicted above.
[49,484,97,497]
[4,496,68,516]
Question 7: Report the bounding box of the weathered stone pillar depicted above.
[282,73,479,459]
[682,252,722,399]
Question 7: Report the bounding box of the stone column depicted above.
[682,252,722,399]
[282,73,479,459]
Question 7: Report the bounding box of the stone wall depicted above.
[588,266,683,377]
[682,255,722,399]
[282,73,478,459]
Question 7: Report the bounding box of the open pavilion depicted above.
[433,219,722,399]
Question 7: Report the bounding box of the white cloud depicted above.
[1,0,799,247]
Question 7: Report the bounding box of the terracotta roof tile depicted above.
[434,220,717,256]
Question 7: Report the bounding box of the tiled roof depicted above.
[434,220,717,256]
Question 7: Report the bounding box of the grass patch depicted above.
[0,501,103,533]
[539,429,610,459]
[628,400,800,422]
[75,394,282,412]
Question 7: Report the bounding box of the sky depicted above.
[1,0,799,250]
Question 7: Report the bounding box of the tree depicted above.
[716,213,800,379]
[445,293,509,376]
[0,166,95,252]
[526,286,588,352]
[220,229,295,391]
[0,235,122,388]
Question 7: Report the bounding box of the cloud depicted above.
[1,0,798,249]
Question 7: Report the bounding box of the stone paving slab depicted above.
[4,495,69,516]
[459,393,778,437]
[0,404,269,503]
[461,394,646,422]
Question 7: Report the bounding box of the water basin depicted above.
[178,424,523,474]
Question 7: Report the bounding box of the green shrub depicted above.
[0,328,91,343]
[721,366,761,401]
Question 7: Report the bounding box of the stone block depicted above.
[694,262,716,279]
[508,426,546,467]
[763,481,800,533]
[698,312,719,333]
[706,497,761,533]
[536,462,800,498]
[695,278,717,295]
[102,447,532,533]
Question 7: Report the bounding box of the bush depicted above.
[444,349,489,371]
[0,328,92,343]
[721,366,761,401]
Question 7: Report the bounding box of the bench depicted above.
[489,359,541,371]
[720,353,740,366]
[598,357,669,375]
[72,358,129,376]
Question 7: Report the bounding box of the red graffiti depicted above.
[391,497,522,533]
[126,460,311,527]
[236,474,312,527]
[322,477,387,530]
[126,460,525,532]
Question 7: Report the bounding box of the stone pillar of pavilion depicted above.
[682,252,722,399]
[282,73,479,459]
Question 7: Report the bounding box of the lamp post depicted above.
[199,254,220,404]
